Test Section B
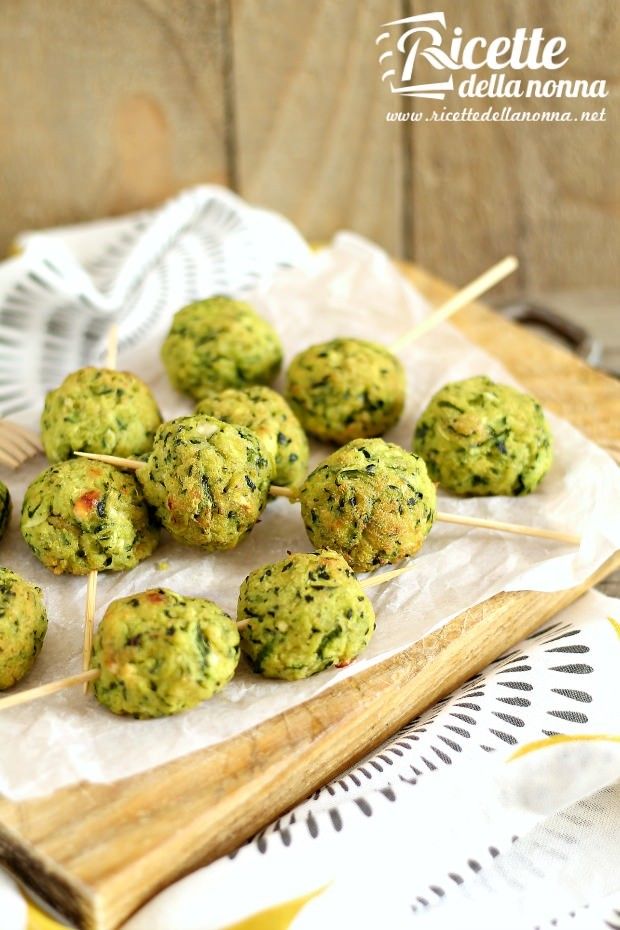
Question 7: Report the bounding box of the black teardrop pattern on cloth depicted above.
[226,610,617,927]
[267,619,596,830]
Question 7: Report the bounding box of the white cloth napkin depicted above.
[0,185,310,416]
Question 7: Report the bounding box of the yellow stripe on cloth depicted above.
[608,616,620,639]
[221,885,328,930]
[27,899,70,930]
[509,733,620,761]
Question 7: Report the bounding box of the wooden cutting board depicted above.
[1,263,619,930]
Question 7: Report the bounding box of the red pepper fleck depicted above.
[146,591,166,604]
[167,497,175,511]
[74,490,100,519]
[335,658,352,668]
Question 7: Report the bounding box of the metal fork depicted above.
[0,420,43,468]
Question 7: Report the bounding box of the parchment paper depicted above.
[1,232,619,801]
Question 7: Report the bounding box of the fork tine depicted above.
[0,425,35,457]
[0,419,42,467]
[0,420,43,452]
[0,447,20,469]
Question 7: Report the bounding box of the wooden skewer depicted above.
[435,510,580,545]
[0,669,99,710]
[82,571,98,694]
[271,485,298,498]
[71,456,580,546]
[271,484,579,545]
[3,554,417,709]
[80,324,116,692]
[360,564,416,588]
[0,501,578,714]
[389,255,518,354]
[74,451,142,470]
[106,323,119,370]
[229,573,413,631]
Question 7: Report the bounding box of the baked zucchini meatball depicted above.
[285,338,406,444]
[413,375,553,496]
[136,415,271,549]
[161,296,283,400]
[299,439,436,572]
[21,459,159,575]
[0,567,47,689]
[41,367,162,462]
[196,386,309,488]
[238,550,375,680]
[92,588,239,718]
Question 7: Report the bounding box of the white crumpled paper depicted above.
[1,231,619,801]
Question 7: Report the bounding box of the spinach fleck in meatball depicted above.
[92,588,239,718]
[161,296,283,400]
[196,386,309,488]
[413,375,553,496]
[238,550,375,680]
[286,338,406,444]
[41,367,162,462]
[299,438,436,572]
[21,459,159,575]
[136,415,271,550]
[0,567,47,690]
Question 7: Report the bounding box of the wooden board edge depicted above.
[1,552,619,929]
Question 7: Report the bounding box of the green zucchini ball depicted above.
[413,375,553,496]
[196,386,309,488]
[0,567,48,690]
[41,367,162,463]
[92,588,239,718]
[20,459,159,575]
[161,296,283,400]
[238,550,375,680]
[136,415,271,550]
[285,338,406,444]
[299,438,436,573]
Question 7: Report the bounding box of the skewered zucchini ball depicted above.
[413,375,553,496]
[299,439,436,572]
[285,338,406,444]
[196,386,309,488]
[136,415,271,549]
[0,481,10,541]
[161,296,283,400]
[41,367,162,463]
[20,459,159,575]
[0,567,47,689]
[238,550,375,680]
[92,588,239,718]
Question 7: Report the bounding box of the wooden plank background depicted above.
[0,0,617,291]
